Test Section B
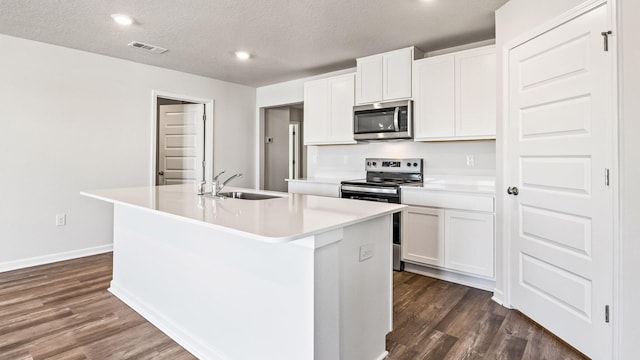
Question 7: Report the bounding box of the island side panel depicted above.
[340,215,393,360]
[109,204,316,360]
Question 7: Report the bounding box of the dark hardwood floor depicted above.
[0,253,588,359]
[387,271,588,360]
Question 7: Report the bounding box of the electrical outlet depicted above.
[56,214,66,227]
[466,154,475,166]
[359,243,374,262]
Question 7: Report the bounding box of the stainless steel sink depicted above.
[217,191,282,200]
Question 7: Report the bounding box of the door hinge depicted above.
[605,168,610,186]
[202,160,206,168]
[202,113,206,122]
[601,30,612,51]
[605,305,610,323]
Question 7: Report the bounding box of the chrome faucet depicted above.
[214,172,243,196]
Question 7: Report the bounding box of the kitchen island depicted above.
[82,184,404,360]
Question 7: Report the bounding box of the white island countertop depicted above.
[82,183,404,243]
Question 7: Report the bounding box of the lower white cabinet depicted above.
[401,206,444,266]
[444,210,494,278]
[287,180,340,198]
[402,206,494,278]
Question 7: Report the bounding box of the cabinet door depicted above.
[328,73,355,143]
[356,55,383,104]
[455,47,496,137]
[401,206,445,266]
[412,55,455,140]
[303,79,329,145]
[383,47,413,101]
[444,210,494,278]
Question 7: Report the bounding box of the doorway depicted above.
[260,103,305,192]
[152,92,214,187]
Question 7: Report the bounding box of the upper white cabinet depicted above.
[356,47,424,105]
[303,73,357,145]
[413,45,496,141]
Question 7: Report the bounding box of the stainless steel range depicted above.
[341,158,424,271]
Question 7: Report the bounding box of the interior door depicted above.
[507,4,613,359]
[157,104,204,185]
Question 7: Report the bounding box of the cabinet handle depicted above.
[507,186,519,196]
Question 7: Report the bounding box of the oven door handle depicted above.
[341,185,398,195]
[393,106,400,131]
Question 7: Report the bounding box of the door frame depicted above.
[258,102,304,190]
[499,0,620,356]
[150,90,215,187]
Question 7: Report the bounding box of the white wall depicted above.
[0,34,256,270]
[494,0,591,306]
[619,0,639,357]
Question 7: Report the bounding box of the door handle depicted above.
[507,186,519,196]
[158,171,165,176]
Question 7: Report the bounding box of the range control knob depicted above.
[372,162,377,166]
[413,162,418,167]
[407,162,411,167]
[367,162,371,166]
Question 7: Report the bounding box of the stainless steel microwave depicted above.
[353,100,412,141]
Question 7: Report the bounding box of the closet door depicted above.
[507,4,613,359]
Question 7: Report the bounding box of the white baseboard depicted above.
[109,282,223,360]
[0,244,113,273]
[403,262,496,292]
[491,289,506,307]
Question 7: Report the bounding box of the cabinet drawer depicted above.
[401,189,494,212]
[287,182,340,198]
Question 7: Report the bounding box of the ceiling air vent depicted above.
[127,41,168,54]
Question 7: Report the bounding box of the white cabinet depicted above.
[356,47,423,105]
[413,45,496,141]
[401,206,444,266]
[444,210,494,278]
[401,187,495,279]
[287,180,340,198]
[303,73,356,145]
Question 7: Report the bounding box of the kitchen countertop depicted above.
[403,175,496,194]
[286,177,350,185]
[82,184,404,243]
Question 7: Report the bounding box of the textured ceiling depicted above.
[0,0,508,87]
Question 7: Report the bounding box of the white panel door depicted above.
[412,55,455,140]
[507,4,613,359]
[158,104,204,185]
[401,206,444,266]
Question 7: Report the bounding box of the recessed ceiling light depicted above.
[111,14,134,26]
[235,51,251,60]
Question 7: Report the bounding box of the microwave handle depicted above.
[393,107,400,131]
